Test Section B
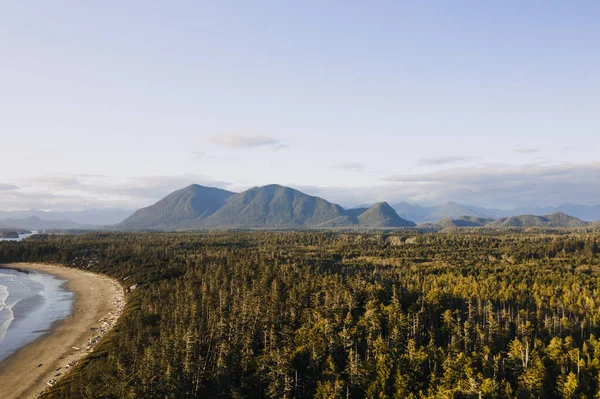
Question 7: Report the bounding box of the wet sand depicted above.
[0,263,124,399]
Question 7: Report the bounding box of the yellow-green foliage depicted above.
[1,231,600,398]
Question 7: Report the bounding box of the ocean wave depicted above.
[0,284,8,313]
[0,305,15,344]
[0,282,22,344]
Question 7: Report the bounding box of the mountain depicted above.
[116,184,416,230]
[552,204,600,222]
[427,202,492,221]
[357,202,416,228]
[390,201,600,223]
[345,207,369,218]
[0,216,85,231]
[0,208,134,226]
[391,202,436,223]
[435,216,495,228]
[201,185,349,229]
[391,201,497,223]
[116,185,235,230]
[490,212,589,228]
[500,204,600,222]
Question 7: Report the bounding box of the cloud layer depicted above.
[208,134,282,149]
[417,156,475,166]
[0,184,18,191]
[513,148,539,154]
[333,162,366,171]
[2,162,600,211]
[0,174,231,211]
[380,162,600,207]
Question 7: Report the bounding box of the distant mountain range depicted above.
[2,185,600,232]
[433,216,496,228]
[0,216,92,231]
[0,208,133,227]
[392,202,600,223]
[116,184,415,230]
[489,213,589,228]
[427,212,590,230]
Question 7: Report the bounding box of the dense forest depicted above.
[2,231,600,398]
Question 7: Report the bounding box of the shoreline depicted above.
[0,263,124,399]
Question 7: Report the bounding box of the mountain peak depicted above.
[357,202,416,228]
[116,185,235,230]
[491,212,588,228]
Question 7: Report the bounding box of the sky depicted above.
[1,1,599,211]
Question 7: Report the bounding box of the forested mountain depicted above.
[500,204,600,222]
[392,202,600,223]
[434,215,495,228]
[116,184,235,230]
[112,184,598,231]
[490,212,589,228]
[356,202,416,227]
[3,231,600,398]
[392,201,502,223]
[116,184,415,230]
[201,184,347,228]
[423,213,590,229]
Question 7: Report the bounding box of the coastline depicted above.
[0,263,124,399]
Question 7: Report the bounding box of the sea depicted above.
[0,267,74,363]
[0,231,37,242]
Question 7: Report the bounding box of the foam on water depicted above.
[0,268,74,363]
[0,283,12,343]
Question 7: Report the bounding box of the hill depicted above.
[357,202,416,228]
[490,212,589,228]
[435,216,495,228]
[116,185,235,230]
[0,225,32,235]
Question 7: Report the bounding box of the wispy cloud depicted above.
[0,184,18,191]
[0,174,233,211]
[333,162,366,171]
[418,156,475,166]
[4,163,600,212]
[513,148,539,154]
[208,134,284,149]
[294,162,600,209]
[380,162,600,208]
[23,175,82,188]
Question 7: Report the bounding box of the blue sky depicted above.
[1,1,599,210]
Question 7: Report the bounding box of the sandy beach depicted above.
[0,263,124,399]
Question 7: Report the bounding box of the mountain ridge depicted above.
[392,202,600,223]
[490,212,589,228]
[116,185,415,230]
[117,185,235,230]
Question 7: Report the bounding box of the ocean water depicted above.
[0,267,74,363]
[0,231,37,242]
